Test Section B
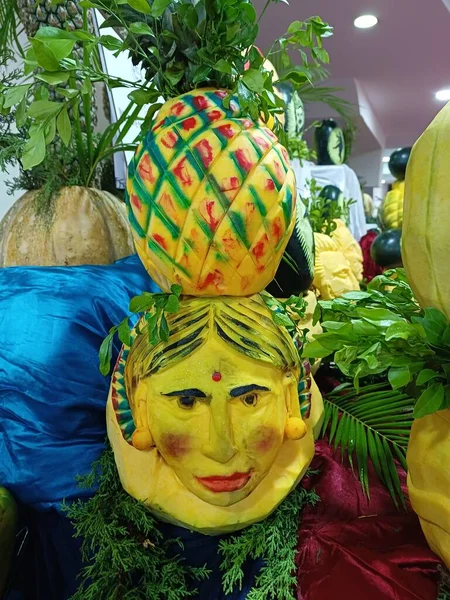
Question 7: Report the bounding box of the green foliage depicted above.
[1,0,334,174]
[65,446,318,600]
[219,485,319,600]
[286,136,316,163]
[304,269,450,419]
[99,283,183,375]
[305,178,355,234]
[261,292,308,348]
[321,383,413,508]
[63,446,211,600]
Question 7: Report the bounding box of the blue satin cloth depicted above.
[0,254,158,510]
[0,255,261,600]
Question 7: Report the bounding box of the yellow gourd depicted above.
[404,101,450,567]
[313,231,360,299]
[381,181,404,229]
[331,218,363,282]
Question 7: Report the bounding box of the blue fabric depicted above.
[0,255,260,599]
[0,254,158,511]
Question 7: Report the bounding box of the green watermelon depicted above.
[267,197,315,297]
[388,147,411,180]
[370,229,402,268]
[0,487,17,596]
[276,83,305,140]
[315,119,345,165]
[320,185,344,209]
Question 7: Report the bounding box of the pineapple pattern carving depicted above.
[126,89,296,297]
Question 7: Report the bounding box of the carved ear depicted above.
[282,371,302,419]
[131,381,154,451]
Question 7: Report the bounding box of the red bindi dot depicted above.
[212,372,222,382]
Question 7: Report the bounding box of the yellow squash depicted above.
[404,101,450,567]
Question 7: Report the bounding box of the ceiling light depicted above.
[354,15,378,29]
[381,180,386,184]
[435,89,450,102]
[382,156,390,163]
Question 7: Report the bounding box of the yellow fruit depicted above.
[0,187,133,267]
[407,409,450,566]
[381,182,404,229]
[108,294,324,534]
[331,218,363,282]
[313,232,360,299]
[403,102,450,320]
[126,89,296,296]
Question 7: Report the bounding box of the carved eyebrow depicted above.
[162,388,207,398]
[229,384,270,398]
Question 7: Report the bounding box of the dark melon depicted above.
[276,83,305,140]
[267,198,315,297]
[315,119,345,165]
[370,229,403,268]
[388,147,411,180]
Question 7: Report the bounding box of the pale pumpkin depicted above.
[331,218,363,282]
[404,102,450,568]
[313,231,360,299]
[0,186,133,267]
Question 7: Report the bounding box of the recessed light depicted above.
[435,89,450,101]
[382,156,389,163]
[381,180,386,184]
[354,15,378,29]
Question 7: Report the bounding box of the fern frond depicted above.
[0,0,24,61]
[320,383,414,509]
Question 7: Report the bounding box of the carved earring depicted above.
[284,417,307,441]
[132,426,154,451]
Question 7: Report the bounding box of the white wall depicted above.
[348,149,383,189]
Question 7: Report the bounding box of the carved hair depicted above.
[125,294,300,400]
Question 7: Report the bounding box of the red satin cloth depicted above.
[360,230,383,282]
[296,440,441,599]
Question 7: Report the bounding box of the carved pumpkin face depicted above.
[139,338,293,506]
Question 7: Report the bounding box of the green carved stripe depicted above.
[147,238,190,277]
[133,176,181,240]
[193,210,215,241]
[281,185,294,228]
[126,200,146,239]
[228,210,250,249]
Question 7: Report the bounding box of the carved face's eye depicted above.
[242,393,257,407]
[178,397,196,410]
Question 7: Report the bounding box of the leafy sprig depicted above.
[303,178,355,234]
[304,269,450,419]
[99,283,182,376]
[1,0,334,172]
[261,292,308,348]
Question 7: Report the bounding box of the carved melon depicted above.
[0,186,133,267]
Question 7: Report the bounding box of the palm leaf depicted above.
[0,0,24,61]
[320,383,414,508]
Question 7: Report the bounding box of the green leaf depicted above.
[388,366,411,390]
[416,368,440,386]
[31,37,75,71]
[27,100,61,120]
[36,71,70,85]
[159,314,170,342]
[56,106,72,147]
[129,293,155,313]
[99,35,123,52]
[385,321,418,342]
[128,89,159,106]
[302,340,333,359]
[242,69,264,93]
[4,84,31,109]
[22,129,46,170]
[44,118,56,144]
[214,59,232,74]
[341,291,371,300]
[99,331,115,376]
[16,97,28,128]
[126,0,152,14]
[118,318,131,347]
[273,312,294,328]
[147,312,159,345]
[320,385,413,506]
[129,22,154,35]
[414,383,445,419]
[150,0,171,16]
[170,284,182,296]
[165,294,179,313]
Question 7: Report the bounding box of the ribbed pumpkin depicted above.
[404,101,450,568]
[0,186,134,267]
[126,88,296,296]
